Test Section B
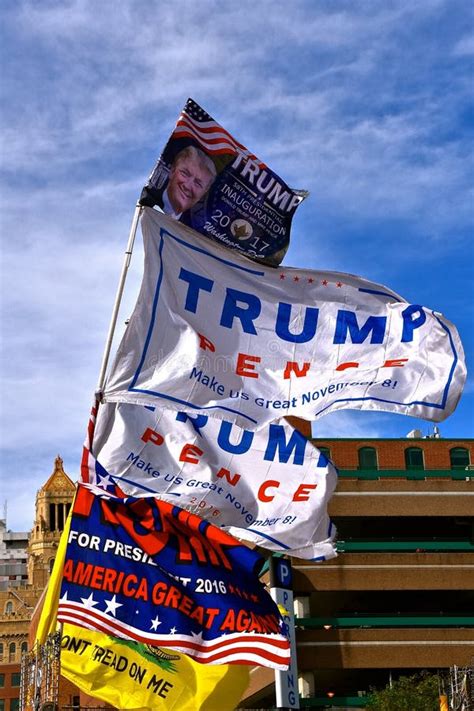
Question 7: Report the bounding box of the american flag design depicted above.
[80,400,98,484]
[174,98,263,165]
[57,482,290,669]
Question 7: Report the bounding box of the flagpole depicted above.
[96,202,143,394]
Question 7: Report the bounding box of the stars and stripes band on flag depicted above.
[83,401,338,561]
[140,98,307,265]
[174,98,262,163]
[103,208,466,429]
[57,482,291,669]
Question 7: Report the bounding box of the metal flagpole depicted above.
[96,202,143,394]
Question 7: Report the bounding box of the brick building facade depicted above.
[241,432,473,709]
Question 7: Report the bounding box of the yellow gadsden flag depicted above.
[60,623,249,711]
[35,494,249,710]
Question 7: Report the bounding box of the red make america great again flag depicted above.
[57,483,290,669]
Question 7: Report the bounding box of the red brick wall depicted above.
[311,438,473,470]
[287,418,473,470]
[0,663,21,709]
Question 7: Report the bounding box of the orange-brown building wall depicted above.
[0,663,21,710]
[288,422,473,470]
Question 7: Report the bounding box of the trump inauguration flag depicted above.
[103,208,466,429]
[57,483,290,669]
[139,98,307,266]
[83,402,337,561]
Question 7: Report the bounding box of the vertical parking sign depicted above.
[270,556,299,710]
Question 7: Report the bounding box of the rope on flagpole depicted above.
[96,202,143,395]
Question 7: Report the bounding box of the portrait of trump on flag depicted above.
[143,144,217,220]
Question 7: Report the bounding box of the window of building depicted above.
[450,447,470,470]
[0,699,5,711]
[0,643,3,662]
[8,643,15,662]
[20,642,27,656]
[10,699,19,711]
[0,673,4,687]
[49,503,56,531]
[5,601,13,614]
[57,503,65,531]
[358,447,378,470]
[11,673,21,687]
[404,447,424,470]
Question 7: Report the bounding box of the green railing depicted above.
[296,614,474,628]
[300,696,368,707]
[336,540,474,552]
[338,468,473,480]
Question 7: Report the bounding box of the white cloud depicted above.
[452,34,474,56]
[1,0,472,530]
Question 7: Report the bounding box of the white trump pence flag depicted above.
[104,208,466,430]
[84,402,337,561]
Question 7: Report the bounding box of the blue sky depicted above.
[1,0,473,530]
